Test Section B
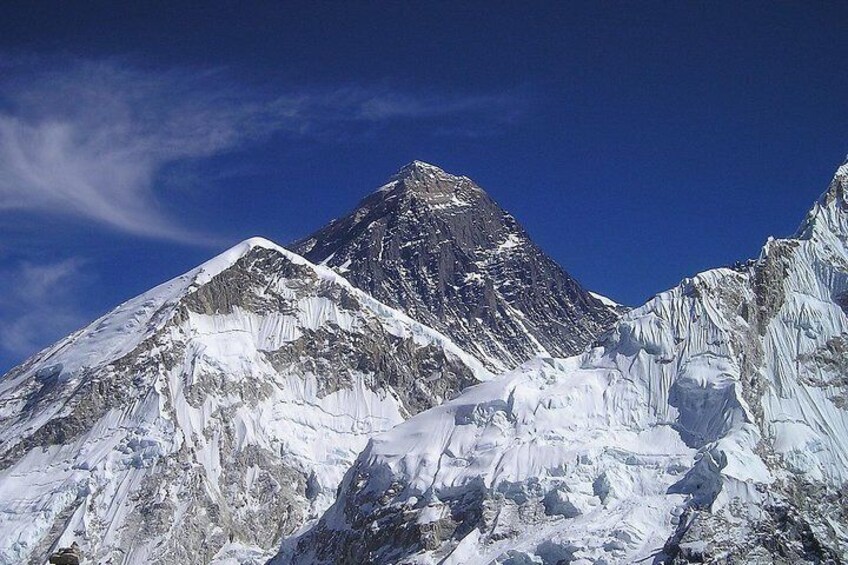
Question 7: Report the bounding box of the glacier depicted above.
[3,158,848,565]
[283,161,848,563]
[0,238,490,564]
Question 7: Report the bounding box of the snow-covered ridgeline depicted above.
[0,238,490,564]
[284,161,848,564]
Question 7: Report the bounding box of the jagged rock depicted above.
[49,542,81,565]
[281,160,848,564]
[0,239,488,564]
[294,161,620,372]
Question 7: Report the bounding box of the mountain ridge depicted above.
[4,160,848,564]
[0,236,490,564]
[294,161,618,372]
[281,162,848,564]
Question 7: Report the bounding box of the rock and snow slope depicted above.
[283,162,848,564]
[294,161,618,372]
[0,238,489,565]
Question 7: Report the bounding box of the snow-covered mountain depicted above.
[294,161,618,372]
[282,161,848,564]
[0,238,489,564]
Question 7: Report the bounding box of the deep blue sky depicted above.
[0,2,846,371]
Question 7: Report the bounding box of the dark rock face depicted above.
[294,161,617,371]
[662,482,846,565]
[264,326,477,417]
[48,543,81,565]
[181,246,479,416]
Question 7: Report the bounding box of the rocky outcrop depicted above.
[48,542,81,565]
[281,161,848,564]
[295,161,618,372]
[0,238,488,565]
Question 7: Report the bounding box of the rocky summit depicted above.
[294,161,619,373]
[3,159,848,565]
[281,161,848,564]
[0,161,618,565]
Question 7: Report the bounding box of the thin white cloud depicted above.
[0,258,88,359]
[0,57,522,244]
[0,61,283,243]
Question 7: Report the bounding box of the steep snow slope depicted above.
[588,291,630,316]
[294,161,618,372]
[0,238,489,565]
[284,161,848,564]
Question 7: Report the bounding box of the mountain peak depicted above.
[286,161,848,565]
[377,160,481,204]
[194,236,304,286]
[294,162,618,371]
[794,160,848,242]
[392,160,450,180]
[0,226,490,564]
[388,159,462,186]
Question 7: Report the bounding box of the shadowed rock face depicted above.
[294,161,618,372]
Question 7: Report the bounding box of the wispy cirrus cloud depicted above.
[0,257,88,361]
[0,56,523,244]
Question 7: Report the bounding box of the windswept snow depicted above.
[5,159,848,565]
[588,290,625,310]
[0,237,489,564]
[283,160,848,564]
